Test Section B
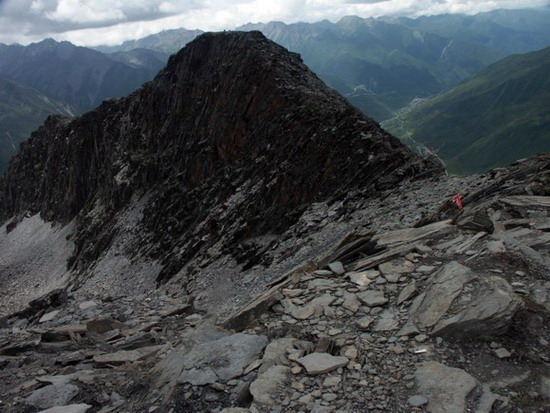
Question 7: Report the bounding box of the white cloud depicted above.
[0,0,548,46]
[46,0,125,23]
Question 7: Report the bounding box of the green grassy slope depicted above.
[383,47,550,174]
[0,76,75,172]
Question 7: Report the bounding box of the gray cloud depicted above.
[345,0,391,4]
[0,0,548,46]
[0,0,203,41]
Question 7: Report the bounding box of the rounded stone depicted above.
[408,395,428,407]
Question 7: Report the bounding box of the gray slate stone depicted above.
[412,262,523,338]
[379,258,415,282]
[415,361,476,413]
[373,309,399,332]
[357,290,388,307]
[432,276,523,338]
[412,261,474,328]
[348,271,374,287]
[282,293,335,320]
[328,261,345,275]
[259,337,296,373]
[540,376,550,399]
[408,395,428,407]
[78,301,98,311]
[177,333,267,383]
[342,292,361,313]
[39,310,61,323]
[26,384,80,409]
[493,348,511,359]
[297,352,348,375]
[397,280,417,305]
[178,367,218,385]
[93,345,163,364]
[38,404,92,413]
[249,365,290,405]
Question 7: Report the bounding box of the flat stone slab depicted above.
[26,384,80,409]
[379,258,415,282]
[39,310,61,323]
[357,290,388,307]
[341,292,361,313]
[283,293,336,320]
[297,352,348,375]
[397,280,417,305]
[415,361,476,413]
[411,261,474,328]
[177,333,268,383]
[540,376,550,399]
[78,301,98,311]
[93,345,163,364]
[347,271,374,287]
[38,404,92,413]
[86,318,126,334]
[373,309,399,331]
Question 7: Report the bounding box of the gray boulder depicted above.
[177,333,268,384]
[415,361,476,413]
[411,261,523,338]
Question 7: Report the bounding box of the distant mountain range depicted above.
[0,40,167,112]
[383,46,550,174]
[0,40,168,171]
[95,29,203,54]
[92,7,550,123]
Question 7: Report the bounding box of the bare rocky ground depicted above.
[0,155,549,413]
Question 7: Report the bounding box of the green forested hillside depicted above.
[0,76,75,171]
[383,47,550,174]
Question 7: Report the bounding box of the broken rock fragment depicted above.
[357,290,388,307]
[177,333,268,384]
[250,365,290,405]
[411,261,523,338]
[297,352,348,375]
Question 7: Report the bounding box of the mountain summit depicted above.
[0,31,441,315]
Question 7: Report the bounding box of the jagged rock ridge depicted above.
[0,31,440,292]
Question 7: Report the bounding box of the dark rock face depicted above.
[0,31,442,285]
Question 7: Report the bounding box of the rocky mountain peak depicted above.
[0,30,441,291]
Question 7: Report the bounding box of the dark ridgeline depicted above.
[0,31,442,283]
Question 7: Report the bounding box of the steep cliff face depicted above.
[0,31,441,310]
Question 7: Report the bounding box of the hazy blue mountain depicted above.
[0,75,75,172]
[93,9,550,122]
[383,46,550,174]
[94,28,203,54]
[390,7,550,55]
[0,39,166,113]
[238,17,501,119]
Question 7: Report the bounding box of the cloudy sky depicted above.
[0,0,548,46]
